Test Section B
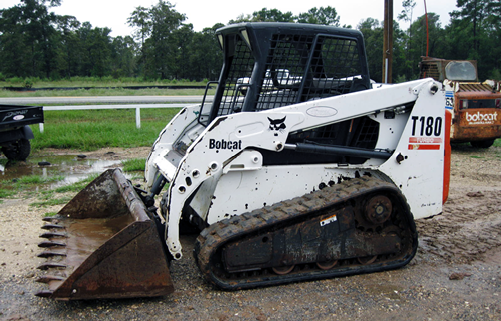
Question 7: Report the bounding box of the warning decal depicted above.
[408,137,441,150]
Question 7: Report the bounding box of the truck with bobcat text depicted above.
[420,57,501,148]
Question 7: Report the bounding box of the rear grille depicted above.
[458,83,494,92]
[421,64,441,81]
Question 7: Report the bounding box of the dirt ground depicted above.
[0,145,500,321]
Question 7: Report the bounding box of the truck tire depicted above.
[2,138,31,161]
[470,139,495,149]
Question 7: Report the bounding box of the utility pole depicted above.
[383,0,393,83]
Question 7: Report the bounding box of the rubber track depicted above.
[194,176,418,290]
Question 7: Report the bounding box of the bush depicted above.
[23,78,34,88]
[7,77,24,85]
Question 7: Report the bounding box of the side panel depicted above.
[205,164,377,225]
[379,87,446,219]
[205,82,446,223]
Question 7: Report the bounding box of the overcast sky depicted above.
[1,0,459,37]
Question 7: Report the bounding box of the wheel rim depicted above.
[357,255,377,265]
[365,195,392,225]
[272,265,294,275]
[316,260,338,270]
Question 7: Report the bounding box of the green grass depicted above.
[0,174,66,200]
[30,174,99,207]
[0,87,214,98]
[30,196,73,207]
[15,174,65,185]
[0,174,64,191]
[52,174,99,193]
[0,188,16,198]
[0,77,208,87]
[122,158,146,172]
[0,172,93,198]
[31,108,181,151]
[0,77,215,98]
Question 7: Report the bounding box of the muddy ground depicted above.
[0,145,500,321]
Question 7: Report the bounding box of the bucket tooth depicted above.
[35,290,54,298]
[38,241,66,248]
[37,250,66,258]
[41,224,64,230]
[39,232,67,239]
[37,262,67,270]
[36,275,65,283]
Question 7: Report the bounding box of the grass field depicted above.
[0,79,200,151]
[0,87,211,98]
[31,108,182,151]
[0,78,213,98]
[0,77,208,88]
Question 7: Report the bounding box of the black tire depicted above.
[470,139,495,149]
[1,139,31,161]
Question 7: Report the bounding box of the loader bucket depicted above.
[35,168,174,300]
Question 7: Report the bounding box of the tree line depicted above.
[0,0,500,83]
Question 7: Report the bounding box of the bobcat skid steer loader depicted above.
[36,23,450,300]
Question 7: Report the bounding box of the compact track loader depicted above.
[36,23,450,300]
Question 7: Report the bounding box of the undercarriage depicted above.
[195,176,417,289]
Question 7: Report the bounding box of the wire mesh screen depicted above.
[215,32,365,117]
[217,36,254,117]
[420,62,441,81]
[255,34,363,111]
[254,34,310,111]
[305,37,363,100]
[351,117,380,148]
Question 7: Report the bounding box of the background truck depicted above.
[420,56,501,148]
[36,23,449,300]
[0,104,43,160]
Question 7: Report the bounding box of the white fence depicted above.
[39,103,193,132]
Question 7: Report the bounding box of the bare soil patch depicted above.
[0,145,500,321]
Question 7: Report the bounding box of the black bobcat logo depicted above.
[268,117,286,136]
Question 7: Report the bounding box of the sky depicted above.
[1,0,459,37]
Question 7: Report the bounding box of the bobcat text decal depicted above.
[209,139,242,150]
[465,111,498,125]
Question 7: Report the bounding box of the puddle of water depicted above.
[0,155,126,186]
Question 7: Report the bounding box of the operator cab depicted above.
[199,22,372,125]
[198,23,379,165]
